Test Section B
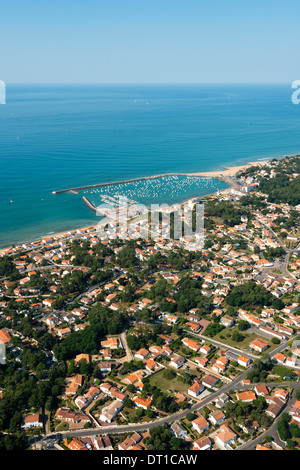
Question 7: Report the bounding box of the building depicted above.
[214,393,229,408]
[133,396,152,410]
[254,385,269,396]
[99,399,123,423]
[249,338,269,353]
[214,424,238,449]
[193,436,212,450]
[265,396,286,419]
[236,391,256,402]
[202,374,219,388]
[0,329,11,344]
[170,355,186,369]
[54,408,91,425]
[220,316,234,327]
[272,352,285,364]
[208,410,225,426]
[22,414,43,429]
[182,337,201,352]
[118,433,142,451]
[237,355,252,367]
[289,400,300,424]
[192,416,210,434]
[171,421,188,438]
[199,344,212,355]
[93,436,113,451]
[134,348,150,360]
[188,381,205,398]
[101,337,119,349]
[65,438,88,451]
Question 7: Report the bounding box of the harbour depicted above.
[51,172,222,194]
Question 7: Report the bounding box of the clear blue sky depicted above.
[1,0,300,84]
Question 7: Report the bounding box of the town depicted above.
[0,155,300,451]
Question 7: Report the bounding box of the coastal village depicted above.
[0,155,300,451]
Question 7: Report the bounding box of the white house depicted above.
[188,382,205,398]
[22,414,43,429]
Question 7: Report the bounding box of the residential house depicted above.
[22,414,43,429]
[193,436,212,450]
[170,355,186,369]
[171,421,188,438]
[214,424,238,449]
[188,382,205,398]
[192,416,210,434]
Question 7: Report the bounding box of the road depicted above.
[184,329,258,361]
[37,326,300,449]
[119,332,134,363]
[35,374,300,450]
[39,367,250,445]
[256,217,299,280]
[238,382,300,450]
[36,322,300,448]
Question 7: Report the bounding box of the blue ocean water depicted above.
[0,84,300,248]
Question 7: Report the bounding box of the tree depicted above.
[123,397,134,409]
[117,243,138,268]
[271,337,280,345]
[135,407,144,418]
[145,408,154,419]
[186,412,196,421]
[163,369,176,380]
[205,322,224,337]
[226,281,278,310]
[277,413,291,441]
[238,320,250,331]
[232,331,245,342]
[126,384,135,394]
[170,436,187,450]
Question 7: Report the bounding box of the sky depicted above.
[1,0,300,84]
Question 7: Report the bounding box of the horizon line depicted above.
[4,81,295,86]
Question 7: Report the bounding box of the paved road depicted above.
[36,375,300,450]
[119,331,134,363]
[184,329,258,361]
[37,330,300,447]
[238,383,300,450]
[40,367,250,445]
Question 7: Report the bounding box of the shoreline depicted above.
[0,154,294,254]
[189,158,273,178]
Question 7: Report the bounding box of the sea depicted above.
[0,83,300,249]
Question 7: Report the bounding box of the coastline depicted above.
[190,158,272,178]
[0,155,290,254]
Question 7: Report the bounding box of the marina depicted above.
[53,173,230,214]
[51,172,227,195]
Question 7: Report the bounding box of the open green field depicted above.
[148,369,189,394]
[212,326,275,352]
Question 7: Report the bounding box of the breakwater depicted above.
[81,196,97,212]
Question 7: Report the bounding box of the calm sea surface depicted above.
[0,84,299,248]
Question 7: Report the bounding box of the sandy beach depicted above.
[190,159,271,178]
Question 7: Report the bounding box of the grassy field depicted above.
[212,326,273,352]
[148,369,189,394]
